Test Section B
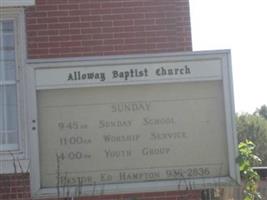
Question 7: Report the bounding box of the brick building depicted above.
[0,0,203,199]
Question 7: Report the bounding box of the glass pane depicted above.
[0,85,18,131]
[0,50,16,61]
[0,66,16,81]
[0,60,16,68]
[6,105,18,130]
[0,20,18,150]
[0,20,16,81]
[7,130,18,145]
[0,85,17,105]
[0,131,6,146]
[0,21,14,33]
[0,105,5,131]
[6,67,16,81]
[1,34,15,49]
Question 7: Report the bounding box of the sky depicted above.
[189,0,267,113]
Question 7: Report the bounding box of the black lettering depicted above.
[105,149,132,158]
[155,65,191,76]
[142,147,170,156]
[185,65,191,74]
[111,102,151,113]
[112,68,149,80]
[103,134,140,142]
[112,70,118,78]
[119,171,160,181]
[100,73,105,81]
[67,71,106,82]
[67,73,74,80]
[150,131,187,140]
[99,120,132,128]
[143,117,175,126]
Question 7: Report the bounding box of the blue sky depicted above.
[190,0,267,113]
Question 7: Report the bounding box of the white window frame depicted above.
[0,0,35,7]
[0,8,29,173]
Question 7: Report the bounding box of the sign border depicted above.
[26,50,240,198]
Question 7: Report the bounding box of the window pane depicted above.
[0,84,18,150]
[6,105,18,130]
[0,59,16,81]
[0,85,18,130]
[8,131,18,145]
[0,60,15,68]
[1,34,15,49]
[0,85,18,108]
[0,50,16,61]
[0,20,16,82]
[0,19,18,150]
[0,21,14,33]
[0,66,16,81]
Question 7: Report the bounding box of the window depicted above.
[0,8,30,173]
[0,8,27,159]
[0,20,19,151]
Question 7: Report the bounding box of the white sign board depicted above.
[28,50,239,198]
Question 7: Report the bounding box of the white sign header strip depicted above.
[35,59,222,90]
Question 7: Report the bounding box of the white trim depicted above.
[27,53,174,65]
[0,0,35,7]
[0,144,18,151]
[0,81,17,85]
[27,50,240,198]
[27,50,230,65]
[0,158,30,174]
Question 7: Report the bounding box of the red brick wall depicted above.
[26,0,192,59]
[0,174,30,200]
[0,173,201,200]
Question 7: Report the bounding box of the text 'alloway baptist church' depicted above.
[67,65,191,82]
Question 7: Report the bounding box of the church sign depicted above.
[28,50,240,198]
